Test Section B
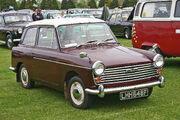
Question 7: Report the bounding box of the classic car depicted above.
[82,9,103,19]
[132,0,180,57]
[106,10,133,39]
[0,11,32,49]
[64,13,94,18]
[10,18,165,109]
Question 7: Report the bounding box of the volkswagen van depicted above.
[132,0,180,57]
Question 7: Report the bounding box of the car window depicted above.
[0,16,4,25]
[22,28,37,46]
[135,3,142,16]
[142,2,171,18]
[37,27,58,49]
[175,1,180,17]
[109,14,116,23]
[116,14,122,22]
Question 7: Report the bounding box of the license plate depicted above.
[120,88,149,100]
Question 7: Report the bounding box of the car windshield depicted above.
[58,23,117,48]
[4,15,32,23]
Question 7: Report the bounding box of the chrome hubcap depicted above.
[7,38,13,48]
[70,82,84,105]
[21,67,29,86]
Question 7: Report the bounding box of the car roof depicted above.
[65,13,90,17]
[26,18,105,27]
[138,0,172,2]
[0,11,30,16]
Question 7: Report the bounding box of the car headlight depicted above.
[18,28,23,34]
[92,61,105,76]
[153,54,164,68]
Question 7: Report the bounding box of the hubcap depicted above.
[21,67,29,86]
[7,38,13,48]
[70,82,84,105]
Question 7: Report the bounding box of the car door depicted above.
[114,13,124,35]
[31,26,60,87]
[0,16,6,42]
[172,0,180,56]
[107,14,117,34]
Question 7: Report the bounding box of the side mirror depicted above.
[80,52,87,58]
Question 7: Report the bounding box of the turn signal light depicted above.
[96,77,102,82]
[157,69,162,73]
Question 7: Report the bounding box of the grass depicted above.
[0,39,180,120]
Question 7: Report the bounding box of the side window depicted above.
[37,27,58,49]
[142,2,172,18]
[22,28,37,46]
[135,3,142,16]
[175,1,180,17]
[109,14,116,23]
[0,16,4,25]
[116,14,122,22]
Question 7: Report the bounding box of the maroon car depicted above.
[10,18,165,109]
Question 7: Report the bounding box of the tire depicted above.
[6,34,14,49]
[124,28,131,39]
[68,76,93,109]
[18,64,34,89]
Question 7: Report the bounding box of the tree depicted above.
[88,0,97,8]
[76,0,88,8]
[67,0,75,9]
[40,0,48,9]
[9,0,18,10]
[99,0,105,8]
[31,0,38,9]
[123,0,137,7]
[51,0,59,9]
[20,0,26,9]
[0,0,11,10]
[61,0,68,9]
[25,0,32,9]
[110,0,119,9]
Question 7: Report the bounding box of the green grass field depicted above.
[0,39,180,120]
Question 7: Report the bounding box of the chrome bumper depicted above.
[9,67,16,72]
[85,76,165,98]
[13,39,21,42]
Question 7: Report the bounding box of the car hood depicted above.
[63,44,152,68]
[7,21,32,27]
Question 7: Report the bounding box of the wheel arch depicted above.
[16,62,23,82]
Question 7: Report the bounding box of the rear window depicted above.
[141,2,172,18]
[175,1,180,17]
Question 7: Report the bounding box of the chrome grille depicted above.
[99,63,159,84]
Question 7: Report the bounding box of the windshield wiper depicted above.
[86,40,97,44]
[103,38,114,42]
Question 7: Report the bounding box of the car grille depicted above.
[99,63,159,84]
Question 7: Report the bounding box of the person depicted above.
[32,9,44,21]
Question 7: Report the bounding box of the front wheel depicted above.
[18,64,34,89]
[68,76,93,109]
[6,34,14,49]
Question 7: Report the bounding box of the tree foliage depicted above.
[20,0,26,9]
[88,0,97,8]
[123,0,137,7]
[61,0,68,9]
[67,0,75,9]
[99,0,105,8]
[110,0,119,9]
[76,0,88,8]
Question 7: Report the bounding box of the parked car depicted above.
[82,9,103,19]
[132,0,180,57]
[10,18,165,109]
[106,10,133,39]
[64,13,94,18]
[0,11,32,49]
[41,10,61,19]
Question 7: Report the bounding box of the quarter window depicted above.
[135,3,141,16]
[175,1,180,17]
[109,14,116,23]
[141,2,172,18]
[22,28,37,46]
[37,27,58,49]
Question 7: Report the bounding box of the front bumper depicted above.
[85,76,165,98]
[13,39,21,42]
[9,67,16,72]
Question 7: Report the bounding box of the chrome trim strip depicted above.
[85,77,165,98]
[33,57,91,70]
[13,39,21,42]
[0,40,6,44]
[9,67,16,71]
